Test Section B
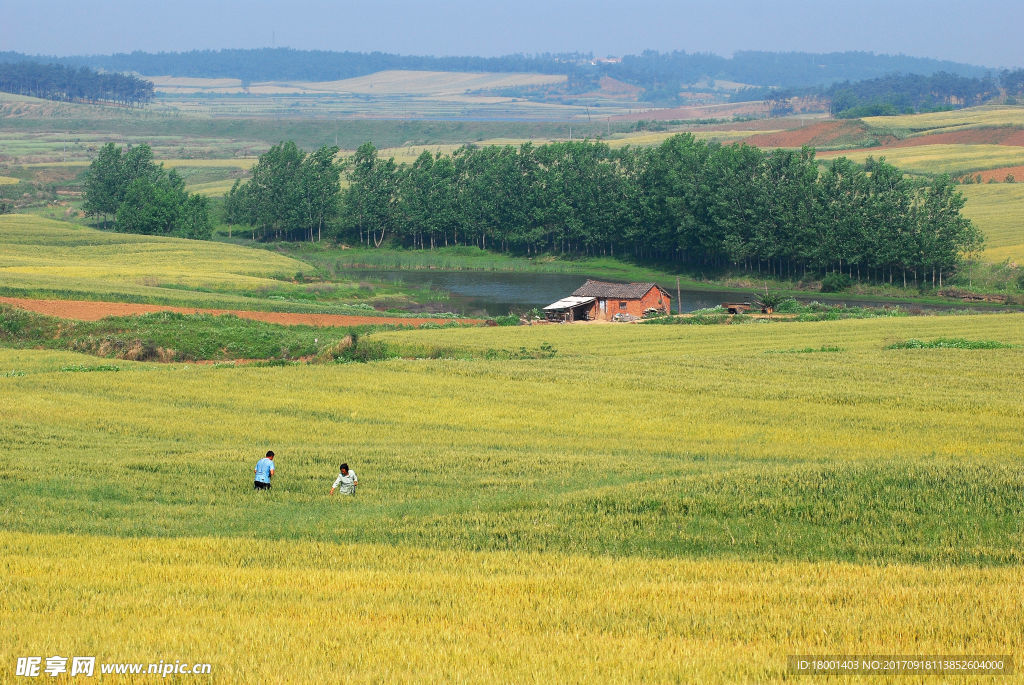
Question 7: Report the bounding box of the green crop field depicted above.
[819,143,1024,176]
[960,184,1024,262]
[1,312,1022,681]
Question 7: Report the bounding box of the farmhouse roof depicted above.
[571,280,669,299]
[543,296,596,311]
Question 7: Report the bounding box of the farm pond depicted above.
[351,269,948,317]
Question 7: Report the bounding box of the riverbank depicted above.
[256,242,1024,311]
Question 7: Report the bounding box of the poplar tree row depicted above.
[333,136,981,286]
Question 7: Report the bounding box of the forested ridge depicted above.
[820,70,1024,117]
[0,61,153,106]
[225,136,981,287]
[0,48,989,96]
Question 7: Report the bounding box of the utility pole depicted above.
[676,276,682,316]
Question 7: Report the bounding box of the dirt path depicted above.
[0,296,482,327]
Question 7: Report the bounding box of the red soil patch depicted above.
[596,76,643,99]
[885,128,1024,148]
[964,166,1024,183]
[0,297,482,327]
[741,120,866,148]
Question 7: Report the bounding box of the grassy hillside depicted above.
[1,313,1022,680]
[0,214,432,312]
[960,184,1024,263]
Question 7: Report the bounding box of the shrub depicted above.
[886,338,1015,350]
[773,298,804,314]
[821,273,853,292]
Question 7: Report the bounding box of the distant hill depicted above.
[0,48,993,97]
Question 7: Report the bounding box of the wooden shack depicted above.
[543,296,596,322]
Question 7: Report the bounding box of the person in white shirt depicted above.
[329,463,358,496]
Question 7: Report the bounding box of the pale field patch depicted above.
[819,144,1024,176]
[147,71,567,97]
[960,183,1024,262]
[863,105,1024,132]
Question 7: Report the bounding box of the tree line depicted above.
[226,136,982,287]
[83,144,211,239]
[223,141,342,242]
[0,61,153,106]
[822,72,1004,117]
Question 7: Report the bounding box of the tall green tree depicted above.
[342,143,398,247]
[82,143,123,227]
[300,145,342,242]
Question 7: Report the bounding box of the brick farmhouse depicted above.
[543,280,672,322]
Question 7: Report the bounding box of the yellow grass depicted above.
[184,179,244,197]
[863,105,1024,132]
[961,183,1024,262]
[0,175,19,184]
[0,214,304,299]
[820,144,1024,176]
[3,530,1020,683]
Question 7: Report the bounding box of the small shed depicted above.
[570,280,672,321]
[543,296,596,322]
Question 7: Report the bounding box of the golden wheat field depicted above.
[4,532,1021,682]
[2,306,1023,681]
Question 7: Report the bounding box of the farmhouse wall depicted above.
[586,287,670,320]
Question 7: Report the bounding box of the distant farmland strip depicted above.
[818,144,1024,176]
[863,106,1024,132]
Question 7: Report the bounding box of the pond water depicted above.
[351,268,919,317]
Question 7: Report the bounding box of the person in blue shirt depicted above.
[254,451,275,490]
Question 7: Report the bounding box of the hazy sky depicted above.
[3,0,1022,68]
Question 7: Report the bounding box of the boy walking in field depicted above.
[254,451,275,490]
[329,463,358,496]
